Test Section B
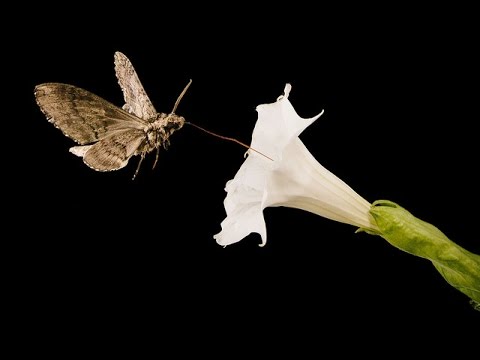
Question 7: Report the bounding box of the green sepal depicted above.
[365,200,480,309]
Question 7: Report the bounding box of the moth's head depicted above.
[166,115,185,132]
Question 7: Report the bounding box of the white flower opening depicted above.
[214,84,378,247]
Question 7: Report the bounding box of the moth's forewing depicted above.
[34,83,147,145]
[81,129,146,171]
[114,51,157,121]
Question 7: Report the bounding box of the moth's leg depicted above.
[152,146,160,170]
[162,138,171,150]
[133,153,146,180]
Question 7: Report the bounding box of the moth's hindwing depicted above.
[79,129,146,171]
[34,83,147,145]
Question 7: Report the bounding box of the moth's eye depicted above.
[165,121,182,130]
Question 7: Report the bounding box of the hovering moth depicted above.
[34,51,191,179]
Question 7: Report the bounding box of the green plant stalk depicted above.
[363,200,480,310]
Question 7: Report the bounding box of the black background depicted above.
[8,3,479,354]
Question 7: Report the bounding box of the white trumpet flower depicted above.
[214,84,378,247]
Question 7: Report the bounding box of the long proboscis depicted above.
[172,79,273,161]
[185,121,274,161]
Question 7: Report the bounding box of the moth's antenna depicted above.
[185,122,274,161]
[171,79,192,114]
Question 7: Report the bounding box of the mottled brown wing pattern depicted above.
[34,83,147,145]
[114,51,157,120]
[79,129,147,171]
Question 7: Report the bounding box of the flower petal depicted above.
[251,83,324,162]
[213,156,268,246]
[264,137,376,230]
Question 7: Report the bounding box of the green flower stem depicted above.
[364,200,480,310]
